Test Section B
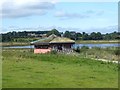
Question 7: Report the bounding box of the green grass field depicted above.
[2,48,118,88]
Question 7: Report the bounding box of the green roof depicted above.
[50,37,75,43]
[31,34,75,45]
[30,34,57,44]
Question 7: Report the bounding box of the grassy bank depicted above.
[75,46,119,61]
[76,40,119,44]
[1,42,30,47]
[1,40,119,47]
[2,48,118,88]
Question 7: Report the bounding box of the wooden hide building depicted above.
[31,34,75,54]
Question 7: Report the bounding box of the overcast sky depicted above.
[1,0,118,33]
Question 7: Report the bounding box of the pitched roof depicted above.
[30,34,57,44]
[30,34,75,45]
[50,37,75,43]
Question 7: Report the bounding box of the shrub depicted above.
[51,50,57,54]
[114,49,120,56]
[74,46,80,53]
[80,46,89,52]
[81,46,89,50]
[92,47,101,50]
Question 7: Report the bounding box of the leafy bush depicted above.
[80,46,89,52]
[51,50,57,54]
[74,46,80,53]
[114,49,120,56]
[92,47,101,50]
[74,46,89,53]
[81,46,89,49]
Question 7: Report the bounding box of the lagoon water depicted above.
[3,45,34,49]
[73,43,119,48]
[3,43,119,49]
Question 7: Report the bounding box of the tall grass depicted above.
[73,46,119,61]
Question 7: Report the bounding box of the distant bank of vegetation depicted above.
[1,29,120,42]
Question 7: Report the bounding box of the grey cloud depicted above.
[85,10,95,14]
[3,9,46,18]
[55,11,89,19]
[85,25,118,34]
[1,1,55,18]
[85,10,104,16]
[96,11,104,16]
[26,2,55,9]
[55,10,104,19]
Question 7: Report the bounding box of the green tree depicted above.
[103,33,112,40]
[90,32,103,40]
[90,32,96,40]
[76,33,82,39]
[47,29,61,36]
[96,32,103,40]
[82,32,89,40]
[63,31,71,38]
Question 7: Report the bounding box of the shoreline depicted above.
[1,42,30,47]
[1,40,119,47]
[76,40,119,44]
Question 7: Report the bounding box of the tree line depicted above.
[1,31,49,42]
[1,29,120,42]
[63,31,120,40]
[46,29,120,40]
